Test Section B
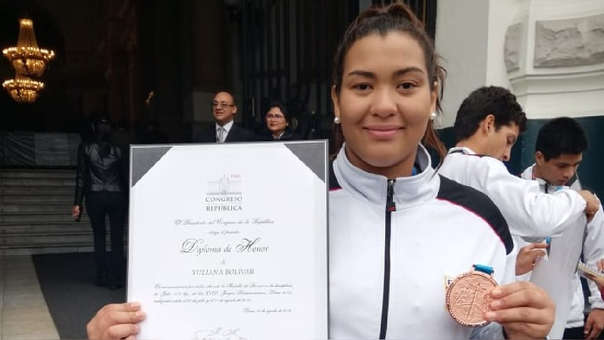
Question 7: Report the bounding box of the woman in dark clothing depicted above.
[72,116,127,289]
[259,102,299,141]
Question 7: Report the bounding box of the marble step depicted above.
[0,168,116,255]
[0,236,93,249]
[0,204,79,214]
[0,169,75,179]
[0,222,113,254]
[0,177,75,187]
[1,195,72,204]
[0,222,94,250]
[0,233,92,245]
[0,222,91,235]
[0,213,89,224]
[1,186,74,195]
[0,255,61,338]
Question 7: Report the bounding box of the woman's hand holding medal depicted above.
[485,281,555,339]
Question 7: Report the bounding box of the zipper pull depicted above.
[387,179,396,212]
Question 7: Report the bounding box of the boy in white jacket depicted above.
[520,117,604,340]
[438,87,602,338]
[439,86,600,237]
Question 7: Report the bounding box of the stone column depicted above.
[505,0,604,120]
[502,0,604,194]
[436,0,604,192]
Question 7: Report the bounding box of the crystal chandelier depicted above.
[2,76,45,103]
[2,18,55,103]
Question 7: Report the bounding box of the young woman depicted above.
[73,116,127,290]
[86,3,554,340]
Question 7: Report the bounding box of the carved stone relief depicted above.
[534,14,604,68]
[505,23,522,72]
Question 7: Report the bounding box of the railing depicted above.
[0,131,80,168]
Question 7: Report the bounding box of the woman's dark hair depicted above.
[90,114,113,158]
[331,1,447,159]
[536,117,587,161]
[92,114,111,127]
[265,101,289,122]
[454,86,527,143]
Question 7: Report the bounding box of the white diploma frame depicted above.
[127,141,329,340]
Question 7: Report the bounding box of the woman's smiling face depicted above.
[332,31,437,178]
[265,106,288,135]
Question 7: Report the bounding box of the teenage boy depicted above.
[520,117,604,340]
[438,86,601,338]
[439,86,599,238]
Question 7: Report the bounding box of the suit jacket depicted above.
[257,127,300,141]
[197,123,256,143]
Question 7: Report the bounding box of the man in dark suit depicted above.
[199,91,255,143]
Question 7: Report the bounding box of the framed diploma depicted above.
[127,141,328,340]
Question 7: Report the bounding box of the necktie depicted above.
[217,127,225,143]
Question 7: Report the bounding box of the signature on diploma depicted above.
[194,328,247,340]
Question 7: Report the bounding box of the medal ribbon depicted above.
[472,264,494,275]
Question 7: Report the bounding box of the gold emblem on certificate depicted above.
[445,264,497,327]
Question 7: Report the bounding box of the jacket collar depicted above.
[521,163,548,186]
[521,163,567,192]
[447,146,477,155]
[333,144,439,208]
[520,164,537,181]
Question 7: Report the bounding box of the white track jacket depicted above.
[329,145,516,339]
[438,147,586,238]
[521,164,604,329]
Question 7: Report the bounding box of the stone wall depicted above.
[534,14,604,68]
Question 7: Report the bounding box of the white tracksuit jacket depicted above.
[520,164,604,329]
[329,145,516,339]
[438,147,586,238]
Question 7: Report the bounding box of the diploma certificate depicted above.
[127,141,328,340]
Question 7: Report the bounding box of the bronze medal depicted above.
[446,268,497,327]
